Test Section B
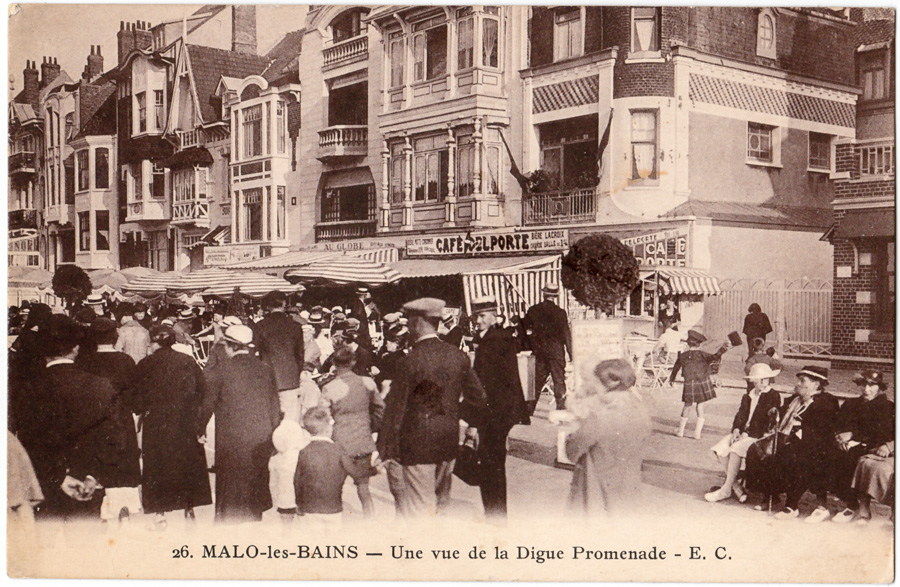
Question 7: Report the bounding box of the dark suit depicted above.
[440,325,463,349]
[732,388,782,439]
[523,299,571,410]
[253,311,305,391]
[473,326,529,518]
[294,439,347,515]
[202,352,281,523]
[348,297,373,350]
[377,335,488,515]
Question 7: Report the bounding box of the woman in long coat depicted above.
[131,326,212,528]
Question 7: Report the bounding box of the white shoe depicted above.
[704,488,732,503]
[774,507,799,520]
[804,506,830,524]
[832,508,856,524]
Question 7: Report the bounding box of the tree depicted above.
[561,233,640,315]
[52,264,92,310]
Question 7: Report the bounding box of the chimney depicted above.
[232,5,257,55]
[83,45,104,81]
[22,60,39,107]
[134,20,153,52]
[40,56,61,89]
[118,20,135,65]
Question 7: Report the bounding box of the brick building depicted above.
[828,9,895,371]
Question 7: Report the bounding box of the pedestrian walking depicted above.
[131,326,212,530]
[669,330,731,439]
[201,324,281,524]
[253,291,306,422]
[294,407,347,530]
[742,303,773,359]
[349,286,375,350]
[377,298,488,517]
[114,303,152,364]
[523,284,572,412]
[471,297,529,520]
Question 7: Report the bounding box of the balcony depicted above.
[44,203,74,226]
[317,125,368,163]
[9,209,37,230]
[171,198,210,227]
[315,219,377,241]
[323,36,368,69]
[9,151,36,176]
[523,188,598,226]
[125,198,169,223]
[178,129,201,150]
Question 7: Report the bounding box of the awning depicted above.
[188,225,231,249]
[834,209,895,239]
[285,256,401,286]
[392,255,560,278]
[639,266,721,295]
[225,247,398,270]
[121,268,304,296]
[323,167,375,190]
[161,147,214,169]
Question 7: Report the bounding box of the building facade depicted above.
[9,61,45,267]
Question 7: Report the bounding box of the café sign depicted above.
[621,227,688,267]
[406,229,569,257]
[204,244,262,266]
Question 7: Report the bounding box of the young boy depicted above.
[294,407,347,530]
[269,420,310,526]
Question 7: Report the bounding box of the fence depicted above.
[702,278,832,358]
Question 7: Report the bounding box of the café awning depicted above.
[639,266,721,295]
[225,247,398,271]
[834,209,895,239]
[284,255,401,286]
[393,254,560,278]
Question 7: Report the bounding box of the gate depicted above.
[703,278,832,359]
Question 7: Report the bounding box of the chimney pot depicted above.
[120,20,124,31]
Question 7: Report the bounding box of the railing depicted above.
[172,200,210,224]
[8,209,37,229]
[315,219,376,241]
[178,129,201,149]
[9,151,36,173]
[318,125,368,149]
[323,35,368,67]
[523,188,597,225]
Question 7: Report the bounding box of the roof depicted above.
[262,29,303,84]
[11,103,37,123]
[661,201,832,229]
[74,88,116,138]
[38,71,74,103]
[185,44,269,122]
[854,19,895,48]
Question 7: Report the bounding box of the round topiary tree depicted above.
[561,233,640,316]
[52,263,93,310]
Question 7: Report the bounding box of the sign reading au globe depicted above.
[406,229,569,257]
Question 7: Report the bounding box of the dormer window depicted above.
[756,9,776,59]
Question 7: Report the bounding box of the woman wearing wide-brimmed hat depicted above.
[829,370,895,524]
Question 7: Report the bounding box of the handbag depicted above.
[453,437,482,486]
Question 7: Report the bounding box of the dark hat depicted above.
[44,314,84,355]
[686,330,707,346]
[74,307,97,325]
[386,325,409,341]
[133,302,148,313]
[541,283,560,297]
[263,291,287,308]
[89,317,118,336]
[470,296,497,316]
[150,325,176,346]
[853,370,888,390]
[403,297,445,318]
[797,365,829,384]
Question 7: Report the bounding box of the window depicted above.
[276,102,286,154]
[266,102,272,155]
[64,113,74,141]
[242,188,263,241]
[173,168,195,202]
[756,11,776,59]
[78,211,90,251]
[859,144,894,176]
[485,144,501,194]
[276,186,286,239]
[860,51,888,101]
[413,21,447,81]
[95,148,109,189]
[874,240,895,333]
[77,151,89,191]
[631,7,659,54]
[631,111,658,181]
[154,90,165,130]
[457,135,475,198]
[413,135,449,202]
[136,92,146,133]
[539,115,599,191]
[390,38,404,87]
[132,165,143,201]
[747,122,774,164]
[242,105,262,158]
[149,230,167,270]
[390,143,404,204]
[65,164,74,204]
[322,184,375,223]
[483,16,499,68]
[458,18,474,70]
[332,9,364,42]
[95,211,109,251]
[808,133,831,171]
[554,8,582,62]
[152,163,165,199]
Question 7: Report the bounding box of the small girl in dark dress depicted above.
[669,330,731,439]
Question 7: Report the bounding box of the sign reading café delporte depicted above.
[406,229,569,257]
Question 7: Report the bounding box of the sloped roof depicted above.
[262,29,303,85]
[186,44,268,122]
[38,71,74,103]
[661,201,831,229]
[854,19,895,48]
[75,83,116,138]
[11,103,37,123]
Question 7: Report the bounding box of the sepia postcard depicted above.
[7,3,896,582]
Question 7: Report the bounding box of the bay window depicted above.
[95,211,110,251]
[413,18,447,81]
[390,143,404,204]
[154,90,165,130]
[95,148,109,189]
[136,92,147,133]
[457,136,475,198]
[390,36,404,87]
[77,151,89,191]
[242,187,264,241]
[482,16,499,68]
[78,211,90,251]
[458,16,474,70]
[413,135,448,202]
[243,105,262,158]
[152,163,165,199]
[276,102,286,154]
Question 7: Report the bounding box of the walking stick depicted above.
[768,410,781,513]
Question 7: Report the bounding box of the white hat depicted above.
[221,315,242,327]
[223,324,254,347]
[744,362,781,380]
[85,294,104,305]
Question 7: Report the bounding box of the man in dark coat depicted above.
[253,291,305,422]
[348,286,374,350]
[201,324,281,523]
[18,315,119,521]
[471,297,529,519]
[523,283,572,412]
[377,298,488,517]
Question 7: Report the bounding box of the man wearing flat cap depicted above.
[378,297,489,517]
[253,291,306,422]
[523,283,572,412]
[201,325,281,523]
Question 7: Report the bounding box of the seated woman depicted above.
[706,363,782,503]
[829,370,895,524]
[852,441,894,524]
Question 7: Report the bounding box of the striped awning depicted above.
[225,247,399,270]
[284,256,401,286]
[463,266,564,317]
[121,268,304,296]
[640,266,721,295]
[392,254,560,279]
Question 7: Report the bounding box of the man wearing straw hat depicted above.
[523,283,572,412]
